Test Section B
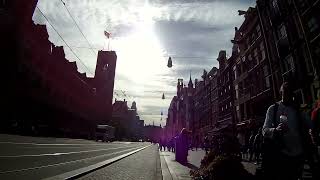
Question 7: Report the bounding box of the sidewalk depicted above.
[160,149,206,180]
[241,161,258,175]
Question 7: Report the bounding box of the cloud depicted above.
[33,0,255,126]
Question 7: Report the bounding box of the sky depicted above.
[32,0,255,126]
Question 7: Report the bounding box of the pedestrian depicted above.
[253,128,263,165]
[179,128,190,164]
[261,81,313,180]
[159,138,163,151]
[204,135,209,154]
[237,132,246,160]
[311,90,320,145]
[248,131,255,161]
[309,91,320,179]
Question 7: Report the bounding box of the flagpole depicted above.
[108,39,110,51]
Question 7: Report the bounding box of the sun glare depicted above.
[113,0,168,94]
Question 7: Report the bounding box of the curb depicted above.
[44,145,151,180]
[160,151,177,180]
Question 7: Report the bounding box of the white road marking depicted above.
[0,141,124,146]
[0,145,135,158]
[0,146,148,174]
[44,145,151,180]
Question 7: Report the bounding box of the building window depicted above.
[302,45,312,73]
[265,76,271,88]
[284,55,295,73]
[1,0,6,8]
[246,38,250,49]
[260,42,266,61]
[235,84,239,99]
[278,24,288,40]
[257,25,261,37]
[263,65,269,76]
[307,17,319,33]
[296,0,309,12]
[254,48,259,65]
[233,66,237,79]
[272,0,280,15]
[277,24,290,57]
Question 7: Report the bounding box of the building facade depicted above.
[1,0,117,138]
[233,7,274,132]
[166,78,195,141]
[257,0,320,105]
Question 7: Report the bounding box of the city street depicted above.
[0,134,160,180]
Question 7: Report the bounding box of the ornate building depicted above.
[257,0,320,104]
[166,77,195,140]
[232,7,274,132]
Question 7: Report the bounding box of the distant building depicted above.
[110,100,142,140]
[165,77,195,141]
[193,71,210,141]
[216,50,235,134]
[143,124,163,142]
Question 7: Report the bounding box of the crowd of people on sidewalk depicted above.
[237,81,320,180]
[158,81,320,180]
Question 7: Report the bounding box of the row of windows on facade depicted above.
[272,0,319,39]
[220,101,233,112]
[243,24,262,51]
[234,65,271,99]
[233,41,266,80]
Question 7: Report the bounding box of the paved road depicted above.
[0,134,154,180]
[79,145,162,180]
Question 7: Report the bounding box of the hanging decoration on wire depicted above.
[167,56,173,68]
[164,55,217,68]
[162,93,165,100]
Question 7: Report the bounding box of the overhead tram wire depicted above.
[59,0,97,56]
[36,6,94,76]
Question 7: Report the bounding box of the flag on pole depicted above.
[104,30,111,39]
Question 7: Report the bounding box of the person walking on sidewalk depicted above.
[253,128,263,165]
[248,131,255,161]
[310,90,320,179]
[262,81,313,180]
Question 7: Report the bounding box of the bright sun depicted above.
[113,0,168,93]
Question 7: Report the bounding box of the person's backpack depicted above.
[257,103,282,177]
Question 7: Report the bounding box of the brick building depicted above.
[216,50,236,134]
[232,7,274,132]
[166,78,195,141]
[1,0,117,138]
[257,0,320,104]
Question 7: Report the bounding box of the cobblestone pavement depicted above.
[79,144,162,180]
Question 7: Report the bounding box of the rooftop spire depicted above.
[188,70,193,88]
